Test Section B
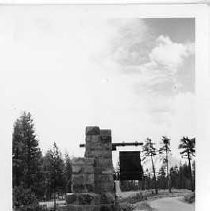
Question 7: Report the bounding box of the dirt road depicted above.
[148,196,194,211]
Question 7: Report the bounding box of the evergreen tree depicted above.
[42,142,66,200]
[170,166,179,189]
[159,136,171,193]
[157,166,167,189]
[142,138,158,194]
[144,169,151,190]
[12,112,42,204]
[12,119,24,187]
[64,153,72,193]
[179,162,191,189]
[179,137,195,191]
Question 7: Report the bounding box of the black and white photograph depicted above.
[0,3,209,211]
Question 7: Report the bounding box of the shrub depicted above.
[13,185,38,207]
[134,202,154,211]
[119,202,134,211]
[121,193,147,204]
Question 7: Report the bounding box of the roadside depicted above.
[134,196,194,211]
[118,189,193,203]
[38,189,194,210]
[118,189,195,211]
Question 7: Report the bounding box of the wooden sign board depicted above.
[119,151,143,180]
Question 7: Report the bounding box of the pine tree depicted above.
[159,136,171,193]
[142,138,158,194]
[42,142,65,201]
[170,166,179,189]
[12,119,24,187]
[157,165,167,189]
[64,153,72,193]
[12,112,42,204]
[179,137,195,191]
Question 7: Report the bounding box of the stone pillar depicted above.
[63,126,116,211]
[86,128,114,192]
[85,127,115,208]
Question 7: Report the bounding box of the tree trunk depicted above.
[151,155,158,194]
[188,153,194,192]
[166,149,171,193]
[168,172,172,193]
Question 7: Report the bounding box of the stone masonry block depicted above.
[78,193,101,205]
[95,158,113,168]
[86,144,111,152]
[86,150,112,159]
[100,139,112,146]
[100,137,112,145]
[95,174,114,183]
[72,165,83,174]
[72,157,95,166]
[66,193,101,205]
[85,158,95,166]
[72,158,95,174]
[100,193,115,204]
[94,168,113,175]
[86,144,104,151]
[86,127,100,135]
[66,193,77,204]
[86,136,111,146]
[95,182,114,193]
[84,165,95,174]
[84,174,94,184]
[102,169,114,175]
[72,157,86,165]
[86,135,101,143]
[86,184,95,192]
[100,129,111,137]
[72,175,85,185]
[73,174,94,185]
[72,184,86,193]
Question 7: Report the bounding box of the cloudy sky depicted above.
[0,7,195,166]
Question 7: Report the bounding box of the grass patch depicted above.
[120,193,148,204]
[119,202,134,211]
[133,201,155,211]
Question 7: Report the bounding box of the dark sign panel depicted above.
[120,151,143,180]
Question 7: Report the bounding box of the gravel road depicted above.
[148,196,194,211]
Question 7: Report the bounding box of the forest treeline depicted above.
[12,112,195,208]
[116,137,195,193]
[13,112,72,208]
[116,161,195,192]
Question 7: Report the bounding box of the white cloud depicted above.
[119,34,195,99]
[149,35,194,71]
[110,19,150,66]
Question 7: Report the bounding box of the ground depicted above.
[39,189,195,210]
[117,188,195,211]
[134,196,195,211]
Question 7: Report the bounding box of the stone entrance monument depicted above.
[62,126,116,211]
